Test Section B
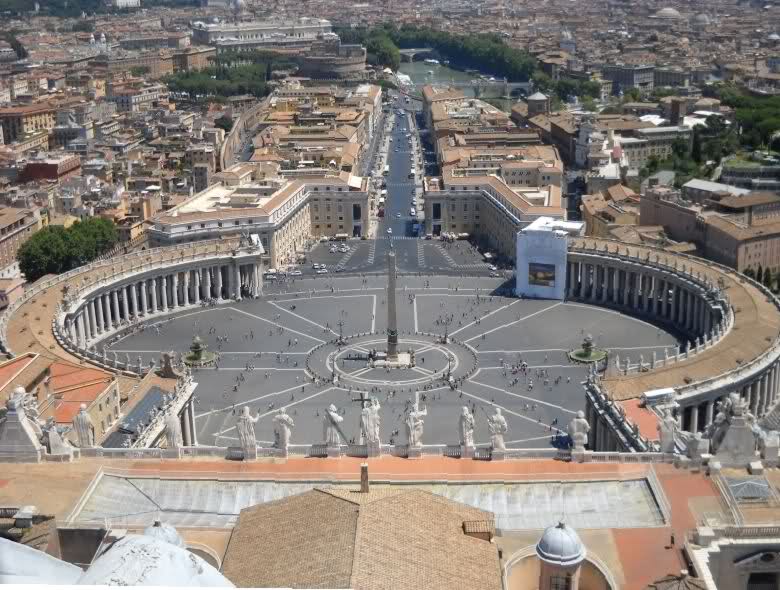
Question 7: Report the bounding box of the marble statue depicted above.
[273,407,294,452]
[360,397,381,446]
[567,410,590,451]
[657,408,678,453]
[72,404,95,447]
[42,418,71,456]
[459,406,475,448]
[164,409,183,449]
[323,404,344,446]
[405,394,426,448]
[236,406,259,458]
[488,407,508,451]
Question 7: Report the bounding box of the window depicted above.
[550,575,571,590]
[218,222,222,227]
[234,221,240,226]
[201,223,205,228]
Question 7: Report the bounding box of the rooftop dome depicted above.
[654,7,682,19]
[768,32,780,41]
[693,13,711,25]
[79,535,234,587]
[143,520,184,548]
[528,92,548,101]
[536,522,586,567]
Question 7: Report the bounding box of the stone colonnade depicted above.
[569,248,780,450]
[64,258,263,351]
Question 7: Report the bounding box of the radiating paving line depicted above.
[464,302,562,343]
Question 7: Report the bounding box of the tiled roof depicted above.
[222,487,501,590]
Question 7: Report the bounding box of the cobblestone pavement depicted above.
[106,275,679,449]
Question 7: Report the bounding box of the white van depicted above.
[410,208,417,217]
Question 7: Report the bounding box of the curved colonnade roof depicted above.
[3,237,778,404]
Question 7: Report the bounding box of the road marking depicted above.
[450,299,519,337]
[413,297,418,332]
[468,375,578,415]
[195,382,313,419]
[371,294,377,333]
[232,306,326,343]
[465,302,562,343]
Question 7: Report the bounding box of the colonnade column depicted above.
[150,277,158,313]
[183,271,190,307]
[705,400,715,425]
[140,280,148,315]
[160,275,168,312]
[87,300,97,340]
[130,284,138,318]
[111,290,120,326]
[121,286,129,321]
[188,402,198,446]
[193,269,201,304]
[215,266,223,300]
[103,293,111,328]
[690,404,699,433]
[205,268,212,300]
[95,296,104,334]
[170,273,178,310]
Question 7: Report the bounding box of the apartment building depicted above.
[640,187,780,272]
[0,206,43,269]
[109,84,168,113]
[600,64,655,93]
[0,103,56,143]
[192,17,332,53]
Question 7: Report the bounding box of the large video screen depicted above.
[528,262,556,287]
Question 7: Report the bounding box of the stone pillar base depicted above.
[326,445,342,458]
[462,445,475,459]
[407,446,422,459]
[367,442,381,458]
[571,449,588,463]
[491,449,505,461]
[243,447,258,461]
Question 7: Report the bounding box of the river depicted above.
[398,61,516,112]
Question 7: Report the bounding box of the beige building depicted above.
[0,206,43,270]
[580,185,640,237]
[148,162,368,267]
[0,103,56,143]
[640,187,780,272]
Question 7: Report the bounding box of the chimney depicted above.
[360,463,369,493]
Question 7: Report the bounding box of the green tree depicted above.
[581,97,597,112]
[17,218,118,283]
[130,65,150,77]
[744,267,755,279]
[622,87,642,103]
[763,267,773,289]
[757,264,764,284]
[215,116,233,132]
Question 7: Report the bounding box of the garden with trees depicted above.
[17,218,118,283]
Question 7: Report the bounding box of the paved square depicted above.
[106,274,678,450]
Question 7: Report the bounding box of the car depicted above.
[339,248,349,254]
[396,212,402,218]
[335,266,344,272]
[488,265,498,271]
[387,228,393,234]
[320,263,327,268]
[316,268,329,274]
[289,270,302,276]
[312,263,320,269]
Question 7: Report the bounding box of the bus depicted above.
[334,233,349,241]
[383,165,390,176]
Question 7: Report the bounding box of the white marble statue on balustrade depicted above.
[43,417,72,456]
[273,407,294,452]
[72,404,96,447]
[405,393,426,448]
[488,407,508,451]
[459,406,475,448]
[359,397,381,446]
[323,404,344,446]
[236,405,260,459]
[164,408,183,449]
[657,408,678,453]
[568,410,590,451]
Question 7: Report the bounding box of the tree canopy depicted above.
[17,217,118,282]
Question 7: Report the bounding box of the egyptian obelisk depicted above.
[386,248,398,361]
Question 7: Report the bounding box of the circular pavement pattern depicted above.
[104,274,679,450]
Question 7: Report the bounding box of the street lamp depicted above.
[437,312,453,344]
